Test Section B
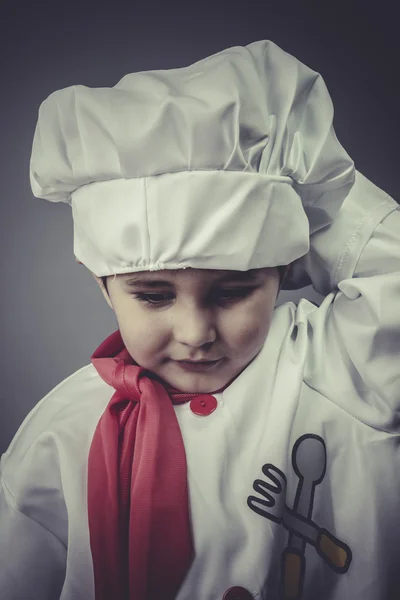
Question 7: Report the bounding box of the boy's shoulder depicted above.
[1,363,112,475]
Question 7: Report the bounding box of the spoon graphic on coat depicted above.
[281,434,352,600]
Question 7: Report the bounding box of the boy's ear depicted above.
[90,272,114,311]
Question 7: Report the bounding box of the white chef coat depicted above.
[1,170,399,600]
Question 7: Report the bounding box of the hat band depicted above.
[71,170,310,276]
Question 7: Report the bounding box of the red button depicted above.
[222,587,254,600]
[189,394,217,416]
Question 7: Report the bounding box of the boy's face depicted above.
[92,267,282,394]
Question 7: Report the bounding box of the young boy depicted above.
[1,39,399,600]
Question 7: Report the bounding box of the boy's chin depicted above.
[159,370,228,394]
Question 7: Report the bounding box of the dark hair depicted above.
[277,265,286,286]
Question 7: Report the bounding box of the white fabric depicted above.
[29,40,355,281]
[1,171,399,599]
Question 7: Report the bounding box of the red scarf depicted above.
[88,329,233,600]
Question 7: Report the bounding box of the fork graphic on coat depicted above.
[247,433,352,599]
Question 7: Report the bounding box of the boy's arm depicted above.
[0,475,67,599]
[296,170,400,431]
[286,170,399,295]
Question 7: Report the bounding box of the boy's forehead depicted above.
[118,268,265,283]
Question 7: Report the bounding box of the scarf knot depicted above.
[111,360,156,404]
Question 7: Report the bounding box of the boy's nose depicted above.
[173,308,217,348]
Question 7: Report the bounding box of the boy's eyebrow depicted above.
[121,271,260,288]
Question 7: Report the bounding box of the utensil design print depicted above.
[247,433,352,600]
[282,434,352,599]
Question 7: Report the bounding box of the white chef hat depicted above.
[29,40,355,279]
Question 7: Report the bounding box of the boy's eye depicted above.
[133,288,255,307]
[135,293,173,305]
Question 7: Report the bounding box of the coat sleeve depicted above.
[0,473,67,599]
[299,170,400,432]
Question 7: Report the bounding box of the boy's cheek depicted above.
[230,315,271,349]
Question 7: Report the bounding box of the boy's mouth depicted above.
[174,358,223,372]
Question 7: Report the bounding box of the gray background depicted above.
[0,1,397,454]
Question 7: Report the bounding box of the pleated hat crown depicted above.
[29,40,355,277]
